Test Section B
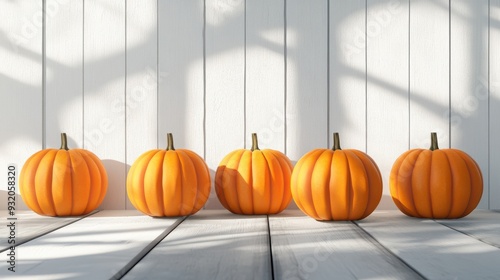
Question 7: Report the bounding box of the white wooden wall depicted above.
[1,0,499,211]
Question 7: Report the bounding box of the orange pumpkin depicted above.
[291,133,382,221]
[215,133,293,214]
[19,133,108,216]
[390,132,483,219]
[127,133,211,217]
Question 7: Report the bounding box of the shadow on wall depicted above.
[1,1,161,210]
[204,169,225,210]
[0,191,7,212]
[101,159,130,210]
[379,194,395,210]
[2,0,498,212]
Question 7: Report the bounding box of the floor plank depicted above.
[435,210,500,249]
[0,210,183,280]
[0,210,89,252]
[270,210,423,280]
[123,210,272,280]
[356,211,500,279]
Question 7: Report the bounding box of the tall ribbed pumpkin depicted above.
[390,132,483,219]
[19,133,108,216]
[291,133,382,221]
[215,133,293,215]
[127,133,211,217]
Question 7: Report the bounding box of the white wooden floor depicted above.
[1,209,500,280]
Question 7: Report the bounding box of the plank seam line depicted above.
[407,0,411,150]
[448,0,452,148]
[352,221,427,280]
[124,0,128,211]
[364,0,368,152]
[42,0,46,149]
[156,0,160,149]
[202,0,207,160]
[326,0,330,147]
[267,215,275,280]
[0,210,101,254]
[110,215,188,280]
[434,219,500,250]
[283,0,287,155]
[243,0,247,149]
[487,0,491,210]
[82,0,86,148]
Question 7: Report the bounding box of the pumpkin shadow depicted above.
[100,159,130,210]
[0,190,7,211]
[203,168,226,210]
[378,194,398,210]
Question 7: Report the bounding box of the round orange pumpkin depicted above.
[19,133,108,216]
[127,133,211,217]
[215,133,293,214]
[291,133,382,221]
[390,132,483,219]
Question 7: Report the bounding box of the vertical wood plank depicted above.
[246,0,285,152]
[450,0,489,209]
[329,0,366,150]
[366,0,409,209]
[205,0,246,209]
[491,0,500,209]
[84,0,126,210]
[409,0,449,149]
[158,0,204,155]
[45,0,83,149]
[286,0,328,161]
[0,0,43,210]
[126,0,157,209]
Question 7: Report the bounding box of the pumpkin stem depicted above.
[430,132,439,151]
[166,133,175,151]
[251,133,260,151]
[332,132,341,151]
[60,133,69,150]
